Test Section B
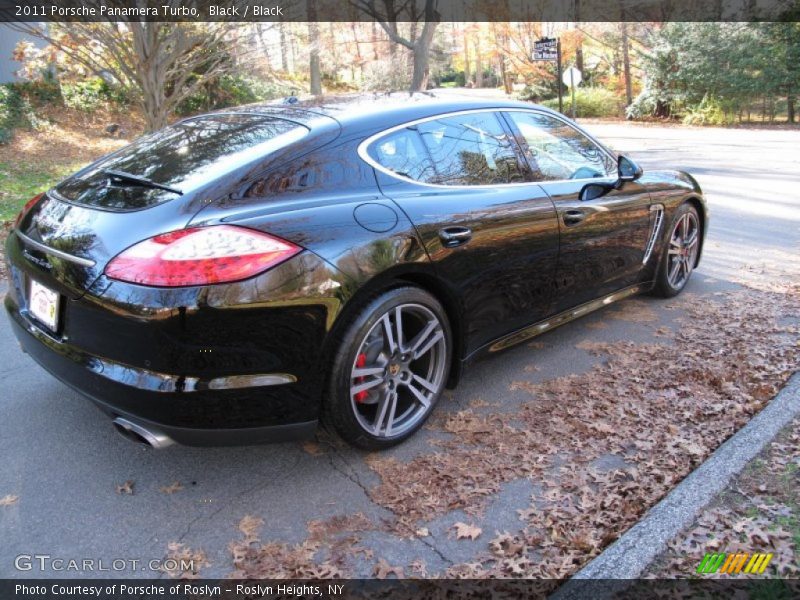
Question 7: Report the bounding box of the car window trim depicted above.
[357,107,618,190]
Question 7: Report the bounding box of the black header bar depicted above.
[1,0,798,22]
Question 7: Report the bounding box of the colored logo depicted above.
[697,552,773,575]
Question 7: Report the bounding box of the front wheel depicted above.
[652,203,701,298]
[325,287,452,449]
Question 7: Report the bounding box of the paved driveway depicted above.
[1,123,798,579]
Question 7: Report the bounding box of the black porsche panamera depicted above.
[4,93,707,449]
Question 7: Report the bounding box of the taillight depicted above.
[14,193,44,228]
[104,225,302,287]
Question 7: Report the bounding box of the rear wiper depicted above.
[101,169,183,195]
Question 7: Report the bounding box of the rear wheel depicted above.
[325,287,451,449]
[652,203,701,297]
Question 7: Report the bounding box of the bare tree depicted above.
[620,22,633,106]
[11,19,240,132]
[307,0,323,95]
[352,0,440,91]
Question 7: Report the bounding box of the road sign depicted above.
[562,67,582,87]
[533,38,558,61]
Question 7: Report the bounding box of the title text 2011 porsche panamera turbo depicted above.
[4,94,707,449]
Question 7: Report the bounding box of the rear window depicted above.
[55,114,308,211]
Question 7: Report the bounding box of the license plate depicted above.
[29,279,60,332]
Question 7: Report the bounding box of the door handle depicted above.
[562,209,586,226]
[438,226,472,248]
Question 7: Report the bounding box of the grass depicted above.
[0,160,82,221]
[0,103,140,223]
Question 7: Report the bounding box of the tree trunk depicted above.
[307,0,322,95]
[621,22,633,106]
[410,21,437,91]
[290,25,298,74]
[371,21,379,60]
[474,34,483,88]
[131,24,170,132]
[463,31,470,85]
[788,95,796,123]
[279,21,289,72]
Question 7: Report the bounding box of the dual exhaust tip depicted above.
[112,417,174,449]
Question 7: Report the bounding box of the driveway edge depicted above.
[551,371,800,599]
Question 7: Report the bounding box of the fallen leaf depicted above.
[453,522,482,540]
[0,494,19,506]
[163,542,208,579]
[302,441,324,456]
[415,527,430,537]
[373,558,404,579]
[160,481,183,494]
[116,480,134,495]
[238,515,264,540]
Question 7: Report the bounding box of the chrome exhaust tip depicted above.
[112,417,175,449]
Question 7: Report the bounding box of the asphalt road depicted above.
[1,122,798,579]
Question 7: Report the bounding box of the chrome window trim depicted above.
[15,229,96,268]
[356,107,618,190]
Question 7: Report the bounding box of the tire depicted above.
[652,203,701,298]
[324,286,452,450]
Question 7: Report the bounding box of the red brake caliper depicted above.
[354,353,368,403]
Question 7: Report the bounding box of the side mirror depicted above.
[618,155,643,182]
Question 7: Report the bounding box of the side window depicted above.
[505,112,614,181]
[416,112,524,185]
[369,128,436,182]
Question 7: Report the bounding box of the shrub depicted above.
[61,77,129,112]
[540,87,622,118]
[682,95,732,126]
[626,90,657,120]
[516,79,558,103]
[176,75,292,116]
[0,84,43,143]
[361,58,411,92]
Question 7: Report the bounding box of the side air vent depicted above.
[643,204,665,264]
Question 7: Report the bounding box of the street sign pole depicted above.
[556,38,563,115]
[571,69,576,119]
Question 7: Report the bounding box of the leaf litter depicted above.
[645,417,800,579]
[225,276,798,581]
[365,282,799,579]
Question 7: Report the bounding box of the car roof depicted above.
[226,92,553,132]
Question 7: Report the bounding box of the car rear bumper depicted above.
[3,235,350,446]
[6,301,318,446]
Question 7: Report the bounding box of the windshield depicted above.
[55,114,309,211]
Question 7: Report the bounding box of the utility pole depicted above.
[557,38,564,114]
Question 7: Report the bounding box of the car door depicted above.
[362,110,560,355]
[503,110,653,312]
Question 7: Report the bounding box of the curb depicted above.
[551,372,800,599]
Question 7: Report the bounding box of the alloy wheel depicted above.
[349,303,447,438]
[666,211,699,290]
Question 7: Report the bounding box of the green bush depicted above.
[626,89,657,120]
[61,77,129,112]
[682,95,733,126]
[176,75,292,116]
[540,87,622,118]
[0,84,39,144]
[516,80,557,103]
